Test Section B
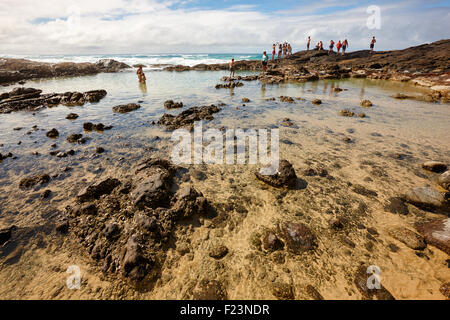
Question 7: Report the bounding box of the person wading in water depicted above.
[136,66,146,83]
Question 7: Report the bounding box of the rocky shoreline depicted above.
[0,58,130,86]
[168,39,450,102]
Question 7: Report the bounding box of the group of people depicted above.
[271,42,293,60]
[308,36,376,55]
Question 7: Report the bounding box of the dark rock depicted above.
[77,178,121,202]
[416,218,450,255]
[46,128,59,138]
[193,280,228,300]
[438,171,450,191]
[360,100,373,107]
[83,122,94,131]
[41,189,52,199]
[440,282,450,299]
[19,174,50,189]
[0,226,15,245]
[312,99,322,105]
[96,147,105,154]
[404,187,445,210]
[112,103,141,113]
[384,197,409,215]
[66,113,79,120]
[55,221,69,233]
[103,222,120,240]
[215,82,243,89]
[67,134,83,143]
[262,231,284,252]
[255,160,297,189]
[279,96,295,103]
[422,161,447,173]
[354,265,395,300]
[271,282,295,300]
[389,227,426,250]
[306,285,324,300]
[209,244,229,259]
[339,109,355,117]
[158,105,221,130]
[280,221,316,254]
[164,100,183,109]
[353,184,378,197]
[242,98,250,103]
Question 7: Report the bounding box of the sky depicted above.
[0,0,449,54]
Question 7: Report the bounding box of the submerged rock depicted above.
[384,197,409,215]
[416,218,450,255]
[69,158,209,283]
[404,186,445,210]
[46,128,59,138]
[193,280,228,300]
[438,171,450,191]
[280,221,316,254]
[312,99,322,105]
[339,109,355,117]
[208,244,229,259]
[112,103,141,113]
[354,265,395,300]
[77,178,121,202]
[255,160,297,189]
[67,134,83,143]
[215,82,243,89]
[271,282,295,300]
[279,96,295,103]
[164,100,183,109]
[389,227,426,250]
[360,100,373,107]
[157,105,221,130]
[0,88,107,113]
[422,161,447,173]
[19,174,50,189]
[66,113,79,120]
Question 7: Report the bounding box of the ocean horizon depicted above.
[1,53,262,69]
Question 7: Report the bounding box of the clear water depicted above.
[0,70,449,299]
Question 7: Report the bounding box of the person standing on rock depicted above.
[307,36,311,51]
[278,44,282,59]
[336,40,342,54]
[136,66,146,83]
[319,41,323,50]
[229,59,235,78]
[370,36,376,54]
[272,44,276,61]
[342,39,348,56]
[261,51,269,73]
[328,40,335,55]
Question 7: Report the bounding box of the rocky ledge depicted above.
[0,58,130,86]
[166,40,450,101]
[61,158,209,282]
[0,87,107,113]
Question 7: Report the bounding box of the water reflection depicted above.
[139,82,147,95]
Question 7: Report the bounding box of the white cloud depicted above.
[0,0,448,54]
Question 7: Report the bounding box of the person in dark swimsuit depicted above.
[342,39,348,56]
[328,40,335,55]
[370,36,376,54]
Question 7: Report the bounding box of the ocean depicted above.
[1,53,262,69]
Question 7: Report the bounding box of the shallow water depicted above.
[0,70,449,299]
